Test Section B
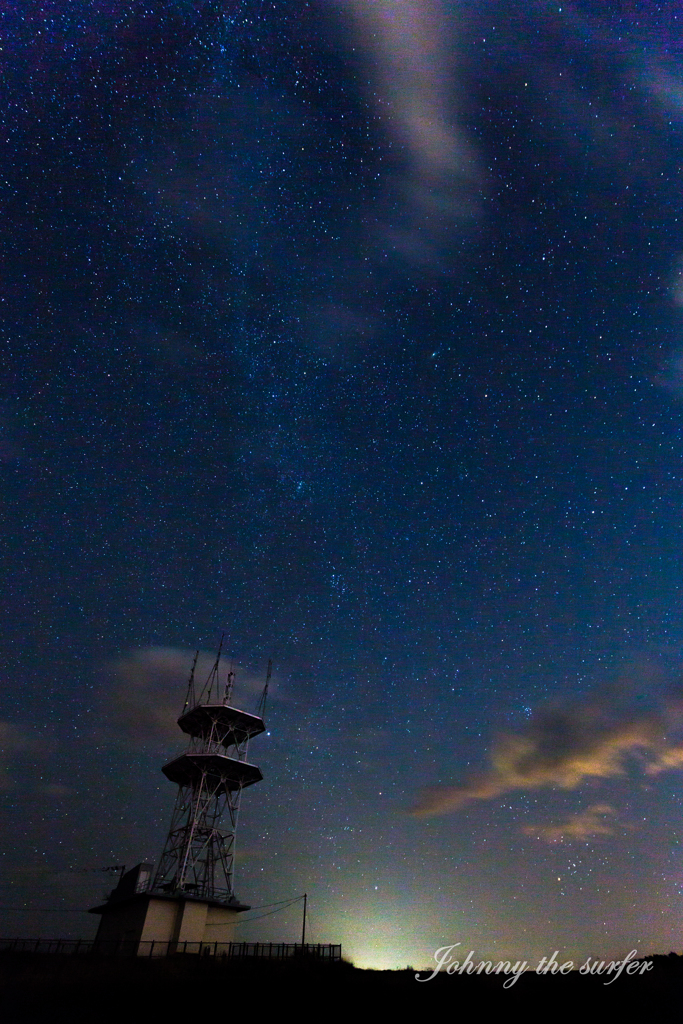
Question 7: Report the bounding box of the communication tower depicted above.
[151,645,270,904]
[91,646,270,951]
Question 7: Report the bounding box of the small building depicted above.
[90,865,247,954]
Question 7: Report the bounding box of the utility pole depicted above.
[301,892,307,946]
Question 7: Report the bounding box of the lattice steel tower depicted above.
[151,646,270,906]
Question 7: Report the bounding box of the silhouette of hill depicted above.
[2,949,682,1019]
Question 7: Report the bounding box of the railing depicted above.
[0,938,342,961]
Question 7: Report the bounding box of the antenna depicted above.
[183,651,199,713]
[224,661,235,706]
[257,659,272,719]
[209,634,224,703]
[198,634,224,704]
[101,865,126,880]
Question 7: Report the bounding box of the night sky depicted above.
[2,0,683,970]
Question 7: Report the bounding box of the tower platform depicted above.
[161,752,263,790]
[178,703,265,743]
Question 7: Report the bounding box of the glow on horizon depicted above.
[320,908,439,972]
[350,948,419,971]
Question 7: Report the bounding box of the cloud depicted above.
[645,743,683,775]
[670,255,683,307]
[0,721,44,790]
[36,783,75,798]
[104,647,272,745]
[329,0,482,263]
[412,691,683,817]
[523,803,619,844]
[656,349,683,399]
[644,70,683,123]
[0,721,34,755]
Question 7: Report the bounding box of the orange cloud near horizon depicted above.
[523,804,620,844]
[412,694,683,817]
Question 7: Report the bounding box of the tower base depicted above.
[90,865,249,956]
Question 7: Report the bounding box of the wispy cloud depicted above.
[644,742,683,775]
[0,721,44,790]
[329,0,482,263]
[412,688,683,817]
[103,647,272,744]
[523,803,620,844]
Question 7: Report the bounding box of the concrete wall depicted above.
[172,900,208,944]
[94,900,149,947]
[204,906,239,943]
[95,896,240,952]
[139,898,179,946]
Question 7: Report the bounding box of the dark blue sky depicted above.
[2,0,683,967]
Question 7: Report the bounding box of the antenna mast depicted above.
[224,661,235,705]
[257,659,272,719]
[183,650,199,713]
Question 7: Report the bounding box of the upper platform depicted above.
[162,752,263,791]
[178,703,266,744]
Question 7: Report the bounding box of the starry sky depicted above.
[2,0,683,970]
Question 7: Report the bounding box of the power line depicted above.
[1,894,308,919]
[0,907,89,913]
[244,895,305,911]
[234,896,304,927]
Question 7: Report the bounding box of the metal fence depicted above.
[0,937,342,961]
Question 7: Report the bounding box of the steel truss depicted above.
[152,773,244,902]
[149,651,268,906]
